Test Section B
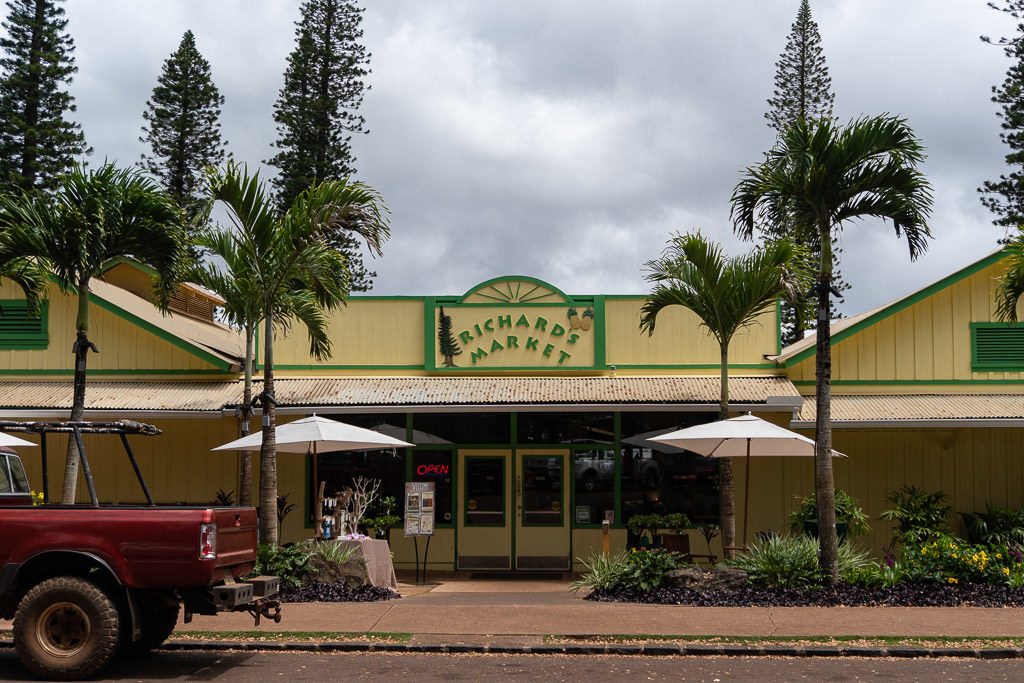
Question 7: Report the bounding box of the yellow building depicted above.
[1,252,1021,572]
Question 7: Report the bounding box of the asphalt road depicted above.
[4,649,1024,681]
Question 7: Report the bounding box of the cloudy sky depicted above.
[62,1,1018,316]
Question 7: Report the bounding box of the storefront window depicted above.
[315,449,406,524]
[518,412,614,444]
[572,448,614,525]
[414,412,511,444]
[464,456,505,526]
[411,450,454,525]
[620,411,719,533]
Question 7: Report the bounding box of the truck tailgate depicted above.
[213,507,259,570]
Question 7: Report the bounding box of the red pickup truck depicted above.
[0,421,279,680]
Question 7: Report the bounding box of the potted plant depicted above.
[787,489,870,542]
[658,512,693,555]
[365,495,401,543]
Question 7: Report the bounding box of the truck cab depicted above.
[0,447,31,506]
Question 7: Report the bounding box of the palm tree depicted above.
[206,162,389,544]
[640,232,806,559]
[0,163,184,503]
[187,226,263,506]
[996,230,1024,323]
[731,115,933,583]
[0,255,47,307]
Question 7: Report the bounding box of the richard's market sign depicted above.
[429,277,600,371]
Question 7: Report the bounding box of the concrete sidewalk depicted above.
[175,578,1024,640]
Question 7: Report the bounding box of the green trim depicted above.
[594,296,607,368]
[791,378,1024,387]
[462,455,507,528]
[99,256,157,277]
[0,368,236,376]
[0,300,48,349]
[600,295,650,301]
[90,294,235,371]
[272,364,424,371]
[345,295,426,301]
[458,275,574,305]
[611,363,777,370]
[614,411,622,527]
[423,298,436,372]
[784,250,1010,367]
[776,298,782,356]
[971,322,1024,371]
[519,453,565,527]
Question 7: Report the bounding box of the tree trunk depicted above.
[259,314,278,546]
[61,284,92,504]
[238,328,254,507]
[718,344,736,559]
[814,224,839,585]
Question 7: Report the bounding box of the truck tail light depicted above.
[199,523,217,559]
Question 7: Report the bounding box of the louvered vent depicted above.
[972,324,1024,370]
[0,300,47,349]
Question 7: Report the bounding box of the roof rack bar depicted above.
[73,427,99,508]
[0,420,161,436]
[120,433,154,506]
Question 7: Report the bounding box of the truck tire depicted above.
[13,576,120,680]
[124,592,180,654]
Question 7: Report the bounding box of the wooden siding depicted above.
[270,299,425,369]
[735,426,1024,558]
[786,260,1024,386]
[0,281,221,375]
[604,298,778,369]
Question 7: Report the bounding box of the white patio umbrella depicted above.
[648,413,846,549]
[212,415,414,454]
[0,431,36,448]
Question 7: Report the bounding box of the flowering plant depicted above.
[902,534,1024,586]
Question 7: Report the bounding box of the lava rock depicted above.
[665,566,749,592]
[279,581,400,603]
[586,582,1024,607]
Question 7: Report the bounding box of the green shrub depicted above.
[615,548,686,592]
[314,540,358,565]
[960,503,1024,546]
[899,534,1024,587]
[786,489,870,538]
[570,551,627,593]
[251,542,317,587]
[837,541,874,583]
[726,534,824,588]
[880,485,950,545]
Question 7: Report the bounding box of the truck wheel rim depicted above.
[36,602,90,658]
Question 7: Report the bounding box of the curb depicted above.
[3,639,1023,659]
[146,641,1024,659]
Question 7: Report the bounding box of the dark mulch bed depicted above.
[587,583,1024,607]
[279,582,401,603]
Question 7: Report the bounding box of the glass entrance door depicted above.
[456,450,511,570]
[515,450,570,570]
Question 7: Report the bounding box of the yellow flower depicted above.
[1005,568,1011,576]
[948,577,958,584]
[921,548,927,554]
[997,554,1003,559]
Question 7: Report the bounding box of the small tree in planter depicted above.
[345,476,380,536]
[365,495,401,543]
[787,489,870,542]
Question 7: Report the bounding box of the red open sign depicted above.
[416,464,449,476]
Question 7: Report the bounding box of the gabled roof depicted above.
[777,249,1009,366]
[88,278,244,372]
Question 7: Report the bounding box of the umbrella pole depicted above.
[743,439,751,549]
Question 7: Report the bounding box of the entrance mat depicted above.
[469,572,565,580]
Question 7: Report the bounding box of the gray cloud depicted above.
[52,1,1023,315]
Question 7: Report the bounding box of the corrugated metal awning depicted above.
[0,376,800,414]
[0,381,241,412]
[259,376,800,409]
[794,394,1024,427]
